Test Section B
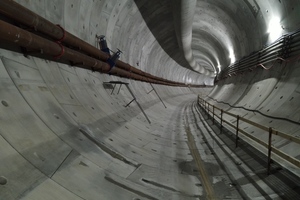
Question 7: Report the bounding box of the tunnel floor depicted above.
[0,52,299,199]
[3,92,300,199]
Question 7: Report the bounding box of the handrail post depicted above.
[220,109,223,134]
[236,115,239,148]
[267,127,273,175]
[201,99,203,111]
[212,105,215,125]
[207,103,210,117]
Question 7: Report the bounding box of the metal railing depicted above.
[198,96,300,175]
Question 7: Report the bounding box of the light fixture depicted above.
[229,48,236,64]
[268,17,282,43]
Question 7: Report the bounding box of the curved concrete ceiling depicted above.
[1,0,300,199]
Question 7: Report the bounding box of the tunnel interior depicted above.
[0,0,300,199]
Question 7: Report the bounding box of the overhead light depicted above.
[268,17,282,43]
[229,48,236,64]
[217,60,221,72]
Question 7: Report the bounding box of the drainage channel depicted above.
[183,105,216,199]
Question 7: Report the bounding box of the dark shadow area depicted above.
[133,0,191,70]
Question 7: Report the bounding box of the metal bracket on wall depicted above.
[111,82,123,95]
[21,47,43,58]
[147,83,167,108]
[103,81,151,124]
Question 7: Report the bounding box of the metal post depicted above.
[267,127,273,175]
[125,84,151,124]
[111,84,117,95]
[124,98,135,107]
[236,115,239,148]
[117,84,122,94]
[207,103,210,117]
[147,89,154,94]
[220,109,223,134]
[212,105,215,125]
[150,83,167,108]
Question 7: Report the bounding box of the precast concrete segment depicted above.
[196,102,300,199]
[206,60,300,177]
[0,47,211,199]
[0,0,196,87]
[172,0,214,76]
[1,0,300,199]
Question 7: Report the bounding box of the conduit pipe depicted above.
[172,0,214,77]
[0,0,183,86]
[0,19,186,86]
[217,30,300,80]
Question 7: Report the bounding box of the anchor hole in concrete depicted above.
[53,114,59,119]
[1,100,8,107]
[0,176,7,185]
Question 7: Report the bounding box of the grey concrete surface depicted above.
[1,0,300,199]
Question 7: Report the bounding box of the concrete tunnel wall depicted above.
[1,0,300,199]
[206,60,300,174]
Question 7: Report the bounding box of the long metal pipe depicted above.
[0,19,184,86]
[0,0,184,86]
